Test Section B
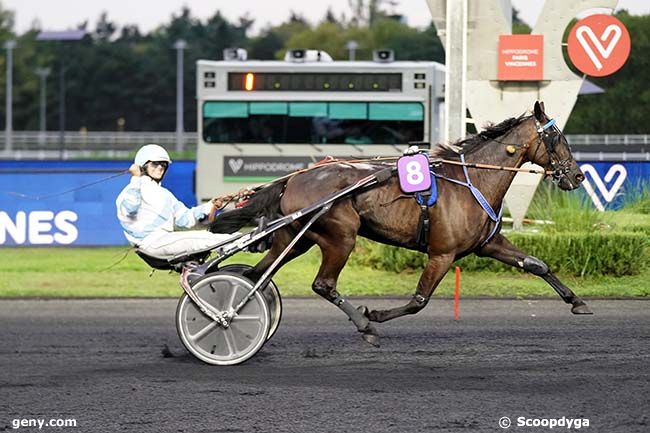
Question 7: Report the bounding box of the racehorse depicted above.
[209,102,590,347]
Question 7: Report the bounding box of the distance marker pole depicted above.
[454,267,461,321]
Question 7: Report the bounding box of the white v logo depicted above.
[580,164,627,211]
[576,24,622,70]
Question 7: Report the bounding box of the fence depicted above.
[0,132,649,159]
[1,131,198,153]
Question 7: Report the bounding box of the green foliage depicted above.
[619,183,650,215]
[353,231,648,277]
[283,18,444,62]
[512,7,532,34]
[0,3,647,133]
[1,6,251,132]
[2,247,648,298]
[527,182,605,233]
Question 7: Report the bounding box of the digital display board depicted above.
[228,72,402,92]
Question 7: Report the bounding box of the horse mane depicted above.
[431,113,531,158]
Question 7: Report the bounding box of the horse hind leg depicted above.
[363,254,455,323]
[308,225,381,347]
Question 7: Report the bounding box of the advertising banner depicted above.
[223,156,318,182]
[0,160,647,245]
[0,160,196,246]
[579,161,649,211]
[497,34,544,81]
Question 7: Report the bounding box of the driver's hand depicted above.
[129,163,141,177]
[211,197,226,209]
[403,145,420,156]
[237,187,254,198]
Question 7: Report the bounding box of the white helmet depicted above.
[134,144,171,167]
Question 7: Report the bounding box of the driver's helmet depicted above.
[134,144,172,168]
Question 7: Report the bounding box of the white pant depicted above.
[138,231,239,257]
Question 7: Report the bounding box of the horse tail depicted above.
[208,180,286,234]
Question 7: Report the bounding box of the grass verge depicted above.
[0,248,647,298]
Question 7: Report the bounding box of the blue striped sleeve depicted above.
[117,177,142,216]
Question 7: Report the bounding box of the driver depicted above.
[116,144,242,257]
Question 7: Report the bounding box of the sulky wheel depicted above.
[218,264,282,341]
[176,272,270,366]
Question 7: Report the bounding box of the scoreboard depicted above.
[226,72,404,92]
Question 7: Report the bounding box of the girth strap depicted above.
[432,154,500,222]
[415,203,430,252]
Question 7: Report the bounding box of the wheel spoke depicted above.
[223,328,237,356]
[235,315,262,322]
[190,321,218,343]
[227,283,239,309]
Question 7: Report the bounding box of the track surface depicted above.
[1,299,648,433]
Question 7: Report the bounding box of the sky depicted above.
[3,0,649,35]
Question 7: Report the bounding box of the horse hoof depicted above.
[362,332,381,348]
[571,302,593,315]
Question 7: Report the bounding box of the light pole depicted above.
[174,39,187,153]
[345,40,359,61]
[35,67,51,146]
[4,40,16,155]
[37,30,85,159]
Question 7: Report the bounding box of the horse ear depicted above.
[534,101,544,121]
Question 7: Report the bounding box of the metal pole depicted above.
[4,40,16,155]
[174,39,187,153]
[346,40,358,61]
[444,0,467,142]
[58,55,65,159]
[35,67,50,146]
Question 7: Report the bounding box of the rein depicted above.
[2,169,129,201]
[250,145,552,194]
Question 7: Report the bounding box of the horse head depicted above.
[525,101,585,191]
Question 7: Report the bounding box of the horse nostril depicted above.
[575,173,585,183]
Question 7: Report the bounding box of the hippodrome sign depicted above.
[497,34,544,81]
[567,14,631,77]
[397,154,431,193]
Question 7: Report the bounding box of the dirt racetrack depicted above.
[1,298,648,432]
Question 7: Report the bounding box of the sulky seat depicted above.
[134,249,211,271]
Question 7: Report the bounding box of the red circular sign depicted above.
[567,14,631,77]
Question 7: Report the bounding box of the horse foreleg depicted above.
[477,234,592,314]
[365,254,455,323]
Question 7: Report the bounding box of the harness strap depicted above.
[480,203,505,247]
[539,118,556,132]
[415,203,430,252]
[432,154,501,222]
[415,171,437,207]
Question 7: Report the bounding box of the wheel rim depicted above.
[219,264,282,340]
[176,273,270,365]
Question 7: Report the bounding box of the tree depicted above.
[512,7,532,34]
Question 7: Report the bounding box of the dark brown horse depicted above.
[210,101,590,346]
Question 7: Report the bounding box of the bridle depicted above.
[532,118,575,184]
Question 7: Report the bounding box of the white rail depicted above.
[0,132,648,157]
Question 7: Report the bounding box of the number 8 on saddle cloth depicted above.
[397,154,432,193]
